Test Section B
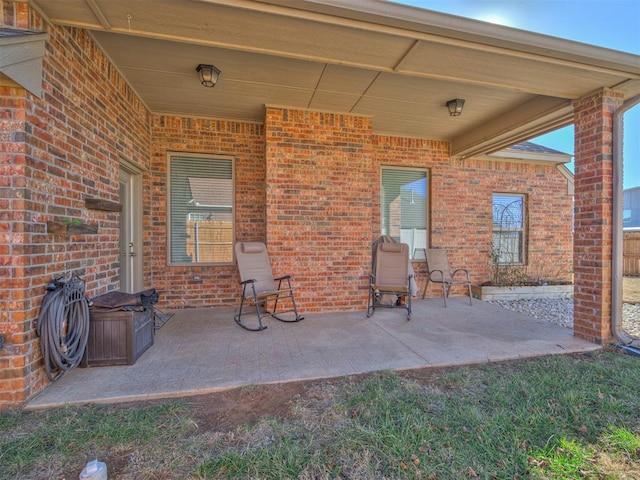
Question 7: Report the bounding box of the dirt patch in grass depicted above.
[121,369,451,435]
[183,381,313,432]
[52,381,321,479]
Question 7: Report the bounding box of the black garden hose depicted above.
[36,277,90,382]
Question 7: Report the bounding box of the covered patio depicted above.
[26,298,598,409]
[2,0,639,409]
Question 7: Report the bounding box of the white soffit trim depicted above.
[557,164,575,196]
[0,32,49,98]
[489,149,572,165]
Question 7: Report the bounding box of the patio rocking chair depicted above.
[234,241,304,331]
[421,248,473,307]
[367,242,413,320]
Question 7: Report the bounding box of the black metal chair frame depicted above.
[366,242,413,321]
[366,273,413,321]
[234,241,305,331]
[234,274,303,331]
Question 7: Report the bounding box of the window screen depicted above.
[168,154,234,264]
[492,193,525,265]
[381,168,428,260]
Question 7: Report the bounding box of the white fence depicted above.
[400,228,427,260]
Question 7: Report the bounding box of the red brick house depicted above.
[1,0,638,408]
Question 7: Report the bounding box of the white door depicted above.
[119,164,143,293]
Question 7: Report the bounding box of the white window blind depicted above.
[381,168,428,259]
[168,154,234,264]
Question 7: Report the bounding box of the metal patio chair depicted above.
[234,241,304,331]
[421,248,473,307]
[367,242,413,320]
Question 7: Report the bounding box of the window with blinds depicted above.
[168,153,235,265]
[492,193,526,265]
[381,167,428,260]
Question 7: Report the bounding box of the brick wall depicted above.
[572,88,623,343]
[265,109,573,310]
[150,116,266,308]
[139,111,529,315]
[373,137,574,298]
[147,109,572,314]
[0,2,150,407]
[264,108,374,312]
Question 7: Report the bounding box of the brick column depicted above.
[0,84,42,408]
[0,0,47,410]
[264,107,374,313]
[572,88,624,343]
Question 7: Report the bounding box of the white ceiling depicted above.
[30,0,640,157]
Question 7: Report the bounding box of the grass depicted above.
[2,351,640,479]
[0,402,193,478]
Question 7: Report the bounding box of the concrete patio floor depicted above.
[26,297,600,410]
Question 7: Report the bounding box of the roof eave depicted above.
[488,149,572,165]
[253,0,640,75]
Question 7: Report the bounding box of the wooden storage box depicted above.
[82,308,154,367]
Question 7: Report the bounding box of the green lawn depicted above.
[2,350,640,479]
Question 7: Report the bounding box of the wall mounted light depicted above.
[446,98,465,116]
[196,64,221,87]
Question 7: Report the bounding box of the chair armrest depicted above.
[428,269,445,281]
[451,268,471,280]
[274,275,291,281]
[240,278,257,285]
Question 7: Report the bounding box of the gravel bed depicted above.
[489,298,640,337]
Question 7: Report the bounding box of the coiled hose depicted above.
[36,276,91,382]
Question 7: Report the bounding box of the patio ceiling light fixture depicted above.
[446,98,465,116]
[196,63,221,87]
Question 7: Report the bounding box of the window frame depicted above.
[167,152,236,266]
[492,192,527,266]
[380,166,429,261]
